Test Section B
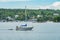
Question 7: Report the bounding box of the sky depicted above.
[0,0,60,9]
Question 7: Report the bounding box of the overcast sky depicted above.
[0,0,60,9]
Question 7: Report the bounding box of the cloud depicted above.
[27,5,50,9]
[0,0,31,2]
[26,5,40,9]
[15,1,60,9]
[0,1,60,10]
[39,6,50,9]
[52,2,60,7]
[39,2,60,9]
[26,2,60,9]
[50,2,60,9]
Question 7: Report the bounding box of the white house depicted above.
[37,15,43,18]
[53,13,59,16]
[6,16,14,21]
[15,15,19,18]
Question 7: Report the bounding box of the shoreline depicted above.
[0,21,60,23]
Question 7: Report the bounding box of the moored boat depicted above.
[16,6,33,31]
[16,26,33,31]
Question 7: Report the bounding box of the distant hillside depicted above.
[0,9,60,22]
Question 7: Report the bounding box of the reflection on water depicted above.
[0,22,60,40]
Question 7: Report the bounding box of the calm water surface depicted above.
[0,22,60,40]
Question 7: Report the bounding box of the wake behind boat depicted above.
[16,24,33,31]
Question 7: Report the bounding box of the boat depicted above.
[16,6,33,31]
[16,24,33,31]
[8,29,13,30]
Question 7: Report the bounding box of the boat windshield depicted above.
[21,24,27,26]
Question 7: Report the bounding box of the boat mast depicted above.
[25,6,27,21]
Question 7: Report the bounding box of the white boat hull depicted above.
[16,26,33,31]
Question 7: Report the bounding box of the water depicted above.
[0,22,60,40]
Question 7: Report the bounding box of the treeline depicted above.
[0,9,60,22]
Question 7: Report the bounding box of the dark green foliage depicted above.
[53,16,60,22]
[0,9,60,22]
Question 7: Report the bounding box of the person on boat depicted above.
[16,26,19,30]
